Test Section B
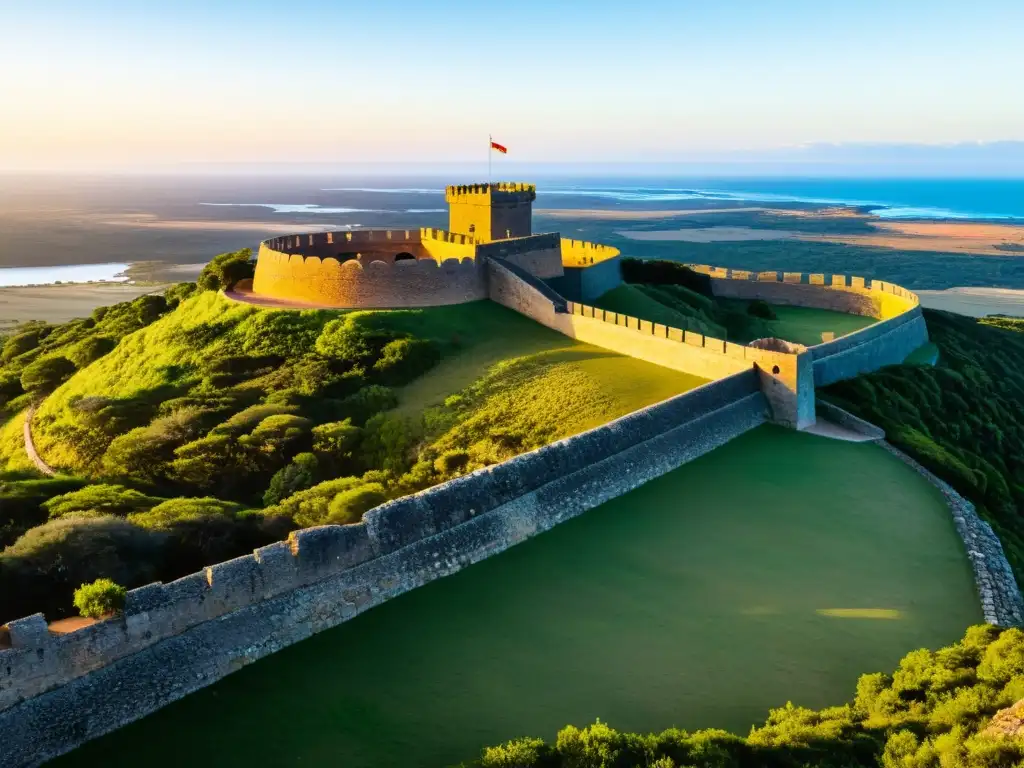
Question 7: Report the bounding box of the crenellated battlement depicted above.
[686,264,920,320]
[560,238,621,267]
[445,182,536,202]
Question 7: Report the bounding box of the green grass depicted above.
[590,285,698,330]
[56,426,980,768]
[761,304,876,346]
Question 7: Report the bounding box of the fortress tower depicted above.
[445,182,536,241]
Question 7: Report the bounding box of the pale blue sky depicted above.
[2,1,1022,170]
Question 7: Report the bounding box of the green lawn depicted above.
[764,304,876,346]
[57,426,980,768]
[590,284,700,330]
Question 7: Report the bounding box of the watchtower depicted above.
[445,182,536,242]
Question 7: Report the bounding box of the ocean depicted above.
[319,177,1024,221]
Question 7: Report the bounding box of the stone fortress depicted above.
[3,182,1022,766]
[246,182,621,309]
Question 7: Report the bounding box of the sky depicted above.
[2,0,1023,173]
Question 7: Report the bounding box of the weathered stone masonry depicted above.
[0,372,768,767]
[880,442,1024,628]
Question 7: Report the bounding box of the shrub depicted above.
[341,385,398,425]
[67,336,117,368]
[164,282,198,308]
[0,515,164,622]
[620,258,713,296]
[372,337,441,385]
[20,355,75,395]
[434,449,470,476]
[128,497,246,529]
[133,294,169,325]
[197,249,254,291]
[361,413,419,474]
[43,483,161,519]
[325,482,386,525]
[73,578,127,619]
[0,371,24,406]
[263,452,320,505]
[1,326,49,363]
[236,310,323,357]
[747,300,778,320]
[312,419,362,458]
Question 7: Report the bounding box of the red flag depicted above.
[490,140,508,154]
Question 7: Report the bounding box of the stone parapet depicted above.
[881,442,1024,628]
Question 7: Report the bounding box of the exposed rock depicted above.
[983,699,1024,739]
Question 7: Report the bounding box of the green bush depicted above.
[325,482,386,525]
[2,326,49,363]
[197,249,254,291]
[747,299,777,320]
[0,515,164,622]
[67,335,117,368]
[372,337,441,385]
[620,258,713,296]
[43,483,161,519]
[341,385,398,425]
[73,578,127,618]
[263,452,320,505]
[20,355,76,395]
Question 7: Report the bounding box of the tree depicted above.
[73,578,127,619]
[20,356,75,395]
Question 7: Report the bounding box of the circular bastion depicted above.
[248,228,486,309]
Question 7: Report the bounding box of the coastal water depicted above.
[0,262,128,287]
[322,177,1024,221]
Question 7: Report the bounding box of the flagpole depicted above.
[488,134,492,184]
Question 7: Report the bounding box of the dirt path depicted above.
[23,402,55,476]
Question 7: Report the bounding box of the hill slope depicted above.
[1,287,701,621]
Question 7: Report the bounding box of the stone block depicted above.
[4,615,49,649]
[684,331,704,347]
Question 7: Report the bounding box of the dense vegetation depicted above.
[464,625,1024,768]
[824,310,1024,582]
[0,256,691,622]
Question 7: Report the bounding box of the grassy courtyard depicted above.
[57,426,980,768]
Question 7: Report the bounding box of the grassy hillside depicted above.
[1,279,700,622]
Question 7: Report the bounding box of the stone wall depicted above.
[252,244,487,309]
[815,400,886,441]
[550,253,623,302]
[699,267,918,321]
[880,442,1024,628]
[690,265,927,391]
[0,372,767,767]
[476,234,564,279]
[487,258,812,428]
